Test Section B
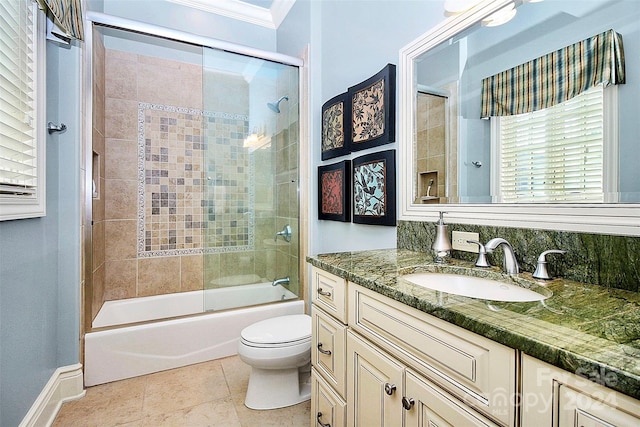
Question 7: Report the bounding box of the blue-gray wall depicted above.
[0,39,82,426]
[0,1,451,424]
[292,0,447,255]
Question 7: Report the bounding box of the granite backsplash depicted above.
[397,220,640,292]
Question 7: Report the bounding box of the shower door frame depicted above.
[82,12,309,335]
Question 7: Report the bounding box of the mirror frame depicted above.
[398,0,640,236]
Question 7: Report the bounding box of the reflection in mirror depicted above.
[412,0,639,204]
[415,84,459,204]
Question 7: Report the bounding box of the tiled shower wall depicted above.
[90,29,106,321]
[101,49,205,303]
[96,48,297,314]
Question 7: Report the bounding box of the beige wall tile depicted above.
[138,256,181,297]
[105,259,137,300]
[105,139,138,180]
[137,60,203,109]
[93,85,105,134]
[105,220,137,261]
[105,54,138,100]
[92,220,105,271]
[105,179,138,220]
[219,252,254,281]
[91,264,105,320]
[105,98,138,140]
[180,254,203,292]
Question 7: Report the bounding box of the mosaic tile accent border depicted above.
[137,103,253,257]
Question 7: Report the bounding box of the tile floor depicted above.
[52,355,310,427]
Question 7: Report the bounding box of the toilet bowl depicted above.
[238,314,312,410]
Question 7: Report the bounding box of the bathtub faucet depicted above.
[272,276,290,287]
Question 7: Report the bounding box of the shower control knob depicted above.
[384,383,397,395]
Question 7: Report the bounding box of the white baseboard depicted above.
[19,364,86,427]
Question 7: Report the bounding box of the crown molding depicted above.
[167,0,295,29]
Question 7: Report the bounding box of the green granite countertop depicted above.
[307,248,640,400]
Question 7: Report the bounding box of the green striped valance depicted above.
[36,0,84,41]
[481,29,625,118]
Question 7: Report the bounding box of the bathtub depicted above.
[84,283,302,386]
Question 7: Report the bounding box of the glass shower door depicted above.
[201,47,300,312]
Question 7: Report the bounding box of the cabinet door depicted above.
[312,306,347,398]
[521,354,640,427]
[312,369,346,427]
[347,331,404,427]
[404,369,500,427]
[558,385,640,427]
[349,283,516,427]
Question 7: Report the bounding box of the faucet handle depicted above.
[532,250,567,280]
[466,240,491,268]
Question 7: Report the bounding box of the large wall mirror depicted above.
[399,0,640,235]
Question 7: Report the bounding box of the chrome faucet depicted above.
[271,276,290,287]
[485,238,519,275]
[533,250,566,280]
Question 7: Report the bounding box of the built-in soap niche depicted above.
[418,171,439,204]
[92,151,100,199]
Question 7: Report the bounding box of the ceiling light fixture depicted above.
[443,0,484,17]
[481,2,517,27]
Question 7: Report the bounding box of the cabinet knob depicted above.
[317,411,331,427]
[317,343,332,355]
[384,383,397,395]
[402,397,415,410]
[317,287,332,297]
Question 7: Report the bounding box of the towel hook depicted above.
[47,122,67,134]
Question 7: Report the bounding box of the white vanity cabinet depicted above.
[347,330,500,427]
[310,264,640,427]
[521,355,640,427]
[311,267,348,427]
[310,265,516,427]
[348,283,516,427]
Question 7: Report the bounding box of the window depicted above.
[0,0,45,221]
[492,85,617,203]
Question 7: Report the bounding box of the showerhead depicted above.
[267,95,289,113]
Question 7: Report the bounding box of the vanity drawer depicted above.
[312,306,347,398]
[311,368,346,427]
[311,267,347,323]
[348,283,516,427]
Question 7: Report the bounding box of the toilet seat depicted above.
[240,314,311,347]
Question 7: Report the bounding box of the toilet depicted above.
[238,314,312,410]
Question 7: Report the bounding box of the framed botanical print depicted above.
[352,150,396,226]
[321,92,351,160]
[318,160,351,222]
[348,63,396,152]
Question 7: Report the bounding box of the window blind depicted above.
[496,85,604,203]
[0,0,37,198]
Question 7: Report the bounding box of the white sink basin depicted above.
[402,273,549,302]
